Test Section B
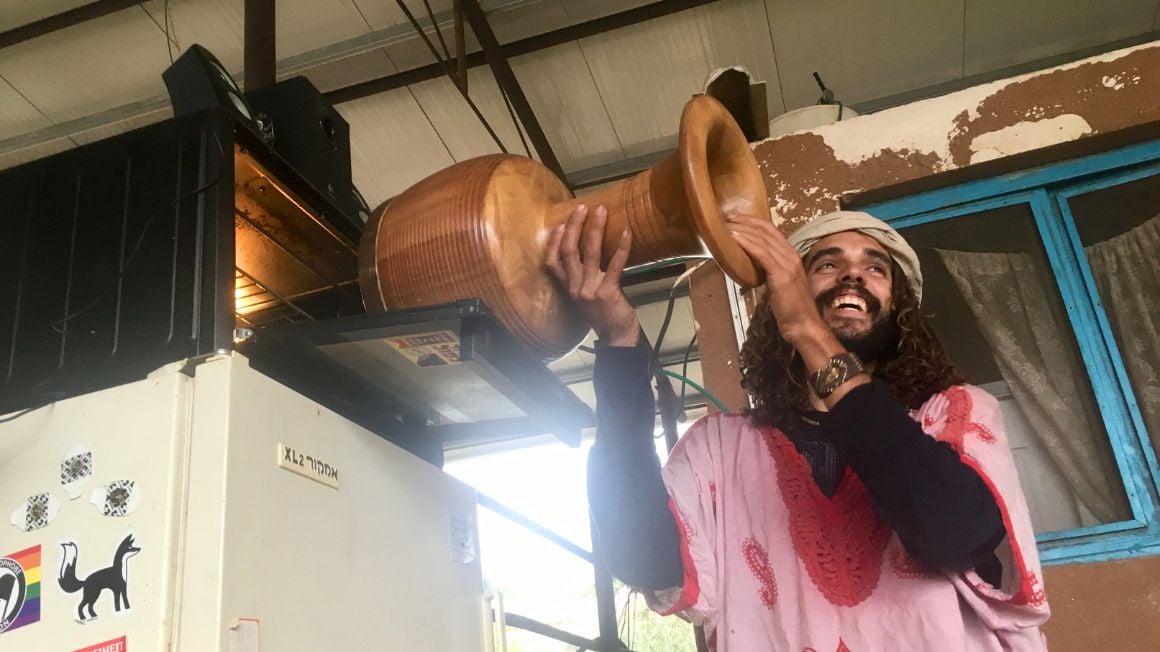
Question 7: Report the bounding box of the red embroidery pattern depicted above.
[674,506,695,544]
[660,499,700,616]
[1009,571,1047,607]
[939,387,997,452]
[802,640,852,652]
[889,543,939,581]
[741,537,778,609]
[764,429,890,607]
[959,457,1049,611]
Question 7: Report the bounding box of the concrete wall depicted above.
[692,40,1160,646]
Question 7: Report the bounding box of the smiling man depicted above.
[548,208,1050,651]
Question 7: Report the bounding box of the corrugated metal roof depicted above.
[0,0,1154,206]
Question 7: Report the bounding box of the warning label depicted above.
[73,636,127,652]
[386,330,462,367]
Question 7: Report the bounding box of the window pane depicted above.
[446,443,602,642]
[899,204,1131,533]
[1067,174,1160,473]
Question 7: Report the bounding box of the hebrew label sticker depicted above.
[10,492,60,532]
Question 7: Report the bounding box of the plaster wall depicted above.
[750,42,1160,226]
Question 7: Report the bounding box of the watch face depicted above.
[821,365,842,386]
[814,357,851,396]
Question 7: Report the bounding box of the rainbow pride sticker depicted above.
[0,544,40,634]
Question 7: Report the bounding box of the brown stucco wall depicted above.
[750,43,1160,226]
[1041,556,1160,650]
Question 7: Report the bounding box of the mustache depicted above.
[815,283,882,316]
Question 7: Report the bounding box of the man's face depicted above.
[803,231,896,362]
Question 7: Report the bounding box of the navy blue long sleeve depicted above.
[587,340,685,590]
[824,380,1006,572]
[586,344,1006,590]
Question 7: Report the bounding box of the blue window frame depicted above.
[863,140,1160,565]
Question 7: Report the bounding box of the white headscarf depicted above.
[787,210,923,303]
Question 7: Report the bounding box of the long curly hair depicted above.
[739,261,965,429]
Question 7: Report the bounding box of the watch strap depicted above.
[809,352,866,398]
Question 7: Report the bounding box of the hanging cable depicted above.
[0,390,66,425]
[650,261,708,450]
[678,333,697,417]
[622,255,706,278]
[394,0,508,153]
[420,0,453,62]
[51,133,226,335]
[163,0,176,64]
[652,261,707,359]
[498,83,533,158]
[654,369,727,413]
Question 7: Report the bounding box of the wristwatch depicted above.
[809,352,866,398]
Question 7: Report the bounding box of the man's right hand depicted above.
[545,204,640,347]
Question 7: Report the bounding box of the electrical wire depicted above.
[617,584,633,650]
[163,0,176,64]
[394,0,509,154]
[420,0,453,62]
[0,407,38,424]
[651,261,707,360]
[498,82,533,159]
[51,133,225,335]
[0,391,66,425]
[622,255,706,278]
[678,333,697,414]
[654,368,727,413]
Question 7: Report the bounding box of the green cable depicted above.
[653,368,729,413]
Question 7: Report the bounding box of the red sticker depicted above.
[73,636,126,652]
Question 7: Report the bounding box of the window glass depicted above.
[1066,174,1160,465]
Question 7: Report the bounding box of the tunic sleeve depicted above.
[917,385,1051,637]
[644,413,727,625]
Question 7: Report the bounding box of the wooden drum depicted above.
[359,95,769,359]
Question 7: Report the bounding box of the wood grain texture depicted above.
[360,95,768,359]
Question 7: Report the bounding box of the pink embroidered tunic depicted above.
[647,385,1050,651]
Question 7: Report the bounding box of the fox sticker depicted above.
[57,535,141,623]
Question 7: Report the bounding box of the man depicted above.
[545,205,1049,651]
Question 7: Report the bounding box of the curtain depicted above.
[936,248,1127,523]
[1083,214,1160,456]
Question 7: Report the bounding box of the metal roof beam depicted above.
[458,0,563,177]
[323,0,723,105]
[0,0,141,50]
[244,0,276,91]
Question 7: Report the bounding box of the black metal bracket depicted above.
[457,0,564,178]
[240,299,593,465]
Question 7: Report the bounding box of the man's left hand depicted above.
[725,211,823,344]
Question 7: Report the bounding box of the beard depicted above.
[814,284,898,365]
